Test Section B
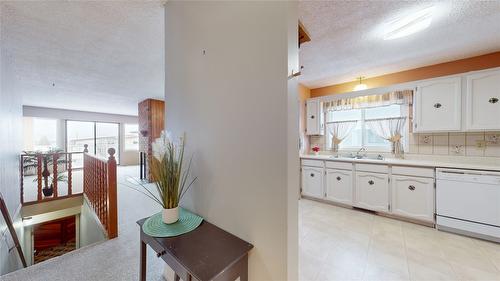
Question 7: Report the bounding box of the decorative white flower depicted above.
[152,130,172,161]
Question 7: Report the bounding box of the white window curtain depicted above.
[327,121,358,152]
[365,117,407,158]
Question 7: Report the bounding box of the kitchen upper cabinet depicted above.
[306,99,324,135]
[301,166,324,199]
[414,77,462,132]
[325,169,352,205]
[466,69,500,131]
[391,175,435,222]
[354,172,389,212]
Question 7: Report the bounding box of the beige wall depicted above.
[164,1,298,280]
[0,1,25,272]
[311,51,500,97]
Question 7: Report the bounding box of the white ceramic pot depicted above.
[162,207,179,224]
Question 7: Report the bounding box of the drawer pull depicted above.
[408,185,416,191]
[434,103,442,108]
[310,173,314,177]
[336,176,341,181]
[310,115,315,119]
[489,97,499,104]
[368,180,374,185]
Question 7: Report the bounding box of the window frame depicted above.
[325,105,408,153]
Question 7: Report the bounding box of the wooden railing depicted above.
[20,150,86,205]
[83,148,118,239]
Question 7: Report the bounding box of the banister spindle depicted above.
[37,154,42,201]
[52,153,58,198]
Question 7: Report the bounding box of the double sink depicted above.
[330,153,385,161]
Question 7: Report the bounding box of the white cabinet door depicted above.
[301,166,324,199]
[325,169,352,205]
[414,77,462,132]
[392,175,435,222]
[354,172,389,212]
[466,69,500,130]
[306,100,324,135]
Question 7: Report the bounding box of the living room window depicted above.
[123,124,139,151]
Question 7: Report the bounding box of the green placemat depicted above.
[142,208,203,238]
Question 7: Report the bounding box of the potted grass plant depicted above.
[131,132,196,224]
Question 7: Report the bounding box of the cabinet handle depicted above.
[368,180,374,185]
[489,97,499,104]
[408,185,416,191]
[336,176,341,181]
[310,173,314,177]
[433,103,442,108]
[310,115,315,119]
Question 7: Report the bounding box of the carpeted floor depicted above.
[1,166,166,281]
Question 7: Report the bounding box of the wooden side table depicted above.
[137,218,253,281]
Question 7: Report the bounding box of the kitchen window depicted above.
[325,104,407,152]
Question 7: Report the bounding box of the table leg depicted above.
[174,274,180,281]
[140,240,146,281]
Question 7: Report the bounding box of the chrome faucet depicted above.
[356,147,367,158]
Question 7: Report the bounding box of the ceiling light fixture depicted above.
[383,6,434,40]
[354,77,367,91]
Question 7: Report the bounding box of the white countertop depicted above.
[300,154,500,172]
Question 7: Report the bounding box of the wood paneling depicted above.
[311,51,500,97]
[138,99,165,180]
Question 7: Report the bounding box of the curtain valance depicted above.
[324,90,413,112]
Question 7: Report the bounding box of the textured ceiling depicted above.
[1,1,164,116]
[299,1,500,89]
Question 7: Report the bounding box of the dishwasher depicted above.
[436,168,500,242]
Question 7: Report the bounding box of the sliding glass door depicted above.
[96,122,119,162]
[66,121,120,168]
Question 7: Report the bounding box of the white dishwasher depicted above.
[436,168,500,242]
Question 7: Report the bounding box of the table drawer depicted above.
[325,161,353,170]
[392,166,434,178]
[301,159,324,168]
[355,163,388,174]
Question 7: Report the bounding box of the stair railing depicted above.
[0,192,27,268]
[83,148,118,239]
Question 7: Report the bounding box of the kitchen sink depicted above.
[330,154,385,161]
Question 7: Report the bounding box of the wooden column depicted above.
[138,99,165,181]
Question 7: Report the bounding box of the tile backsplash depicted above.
[408,132,500,157]
[309,132,500,158]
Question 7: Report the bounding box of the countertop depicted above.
[300,154,500,172]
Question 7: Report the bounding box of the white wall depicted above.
[0,2,25,274]
[79,200,107,247]
[164,2,298,280]
[23,105,140,166]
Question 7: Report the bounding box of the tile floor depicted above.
[299,199,500,281]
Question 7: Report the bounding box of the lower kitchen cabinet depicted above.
[325,169,353,205]
[391,175,435,222]
[301,166,324,199]
[354,172,389,212]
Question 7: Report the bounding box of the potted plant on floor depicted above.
[131,132,196,224]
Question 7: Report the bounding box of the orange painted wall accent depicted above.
[311,51,500,97]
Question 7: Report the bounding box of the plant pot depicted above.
[42,186,54,197]
[313,151,319,155]
[162,207,179,224]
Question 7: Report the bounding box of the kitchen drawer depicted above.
[325,161,353,170]
[301,159,324,168]
[392,166,434,178]
[355,163,388,174]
